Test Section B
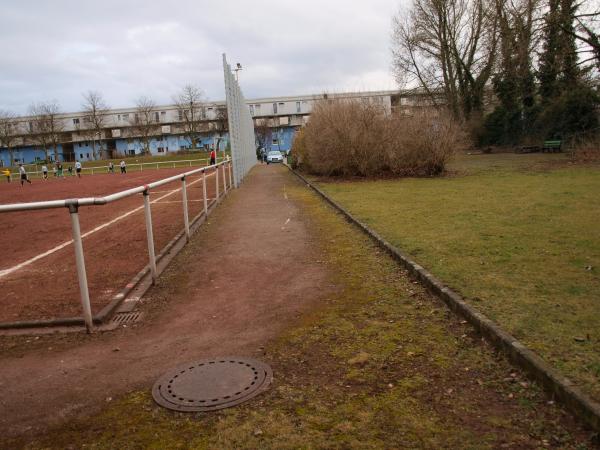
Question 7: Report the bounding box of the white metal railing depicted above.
[4,157,219,180]
[0,160,234,332]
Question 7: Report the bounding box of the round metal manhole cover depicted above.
[152,357,273,412]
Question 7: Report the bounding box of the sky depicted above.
[0,0,404,114]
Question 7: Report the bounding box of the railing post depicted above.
[181,176,190,241]
[221,163,227,194]
[202,169,208,215]
[215,164,220,202]
[228,160,233,189]
[143,188,158,283]
[68,202,93,333]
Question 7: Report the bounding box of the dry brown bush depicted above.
[570,138,600,162]
[292,100,467,177]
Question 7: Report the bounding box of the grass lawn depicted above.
[2,168,594,448]
[317,152,600,402]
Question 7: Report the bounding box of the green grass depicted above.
[3,167,593,449]
[317,152,600,402]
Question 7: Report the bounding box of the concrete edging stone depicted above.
[288,166,600,433]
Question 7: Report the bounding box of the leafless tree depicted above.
[130,96,160,156]
[213,106,228,152]
[0,110,20,166]
[173,85,205,149]
[28,101,65,162]
[254,119,272,150]
[81,90,109,159]
[566,4,600,70]
[391,0,499,120]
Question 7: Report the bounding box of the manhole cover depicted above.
[152,357,273,412]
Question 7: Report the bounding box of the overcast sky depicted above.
[0,0,403,114]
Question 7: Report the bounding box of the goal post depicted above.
[222,54,256,188]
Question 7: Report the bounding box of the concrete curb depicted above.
[0,194,223,332]
[288,166,600,433]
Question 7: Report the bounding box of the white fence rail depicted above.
[0,160,233,332]
[4,157,222,180]
[223,54,256,187]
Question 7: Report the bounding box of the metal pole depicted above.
[181,176,190,241]
[215,165,220,202]
[228,160,233,189]
[202,169,208,215]
[68,204,93,333]
[143,189,158,283]
[221,163,227,194]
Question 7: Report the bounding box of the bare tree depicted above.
[0,110,20,166]
[130,96,160,156]
[254,119,272,150]
[29,101,65,162]
[565,4,600,70]
[81,90,109,159]
[391,0,499,120]
[213,106,228,152]
[173,85,205,149]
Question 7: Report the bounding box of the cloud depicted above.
[0,0,402,114]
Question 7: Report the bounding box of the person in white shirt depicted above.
[41,165,48,180]
[19,164,32,186]
[120,160,127,174]
[75,161,82,178]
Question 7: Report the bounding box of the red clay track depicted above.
[0,166,229,322]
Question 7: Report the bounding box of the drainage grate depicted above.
[111,311,142,325]
[152,357,273,412]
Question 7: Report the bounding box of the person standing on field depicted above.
[120,160,127,174]
[19,164,32,186]
[108,161,114,173]
[2,168,11,183]
[41,165,48,180]
[75,160,82,178]
[210,149,216,166]
[56,161,64,178]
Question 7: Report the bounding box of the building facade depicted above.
[0,89,422,167]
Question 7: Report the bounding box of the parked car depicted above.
[267,151,284,164]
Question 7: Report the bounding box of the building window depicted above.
[160,111,166,121]
[273,103,278,114]
[80,153,83,158]
[272,138,279,145]
[154,112,159,122]
[249,105,254,115]
[255,104,261,113]
[296,101,301,113]
[178,110,183,121]
[86,153,90,158]
[123,113,129,121]
[73,118,80,126]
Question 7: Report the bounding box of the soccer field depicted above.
[0,165,228,324]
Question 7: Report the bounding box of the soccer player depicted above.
[120,160,127,174]
[19,164,32,186]
[56,161,64,178]
[75,160,82,178]
[2,168,11,183]
[41,165,48,180]
[108,161,114,173]
[210,149,216,166]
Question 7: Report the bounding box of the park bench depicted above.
[542,140,562,153]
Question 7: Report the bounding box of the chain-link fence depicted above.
[223,54,256,187]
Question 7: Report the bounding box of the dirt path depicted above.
[0,164,325,438]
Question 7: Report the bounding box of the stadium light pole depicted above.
[234,63,242,81]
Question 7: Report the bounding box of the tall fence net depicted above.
[223,54,256,187]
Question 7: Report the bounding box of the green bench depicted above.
[542,140,562,153]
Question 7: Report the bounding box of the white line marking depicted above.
[153,199,214,204]
[0,172,214,279]
[284,218,290,225]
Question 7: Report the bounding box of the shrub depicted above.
[293,100,466,177]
